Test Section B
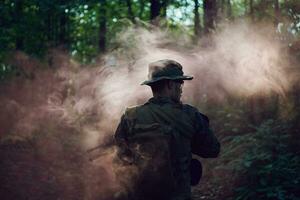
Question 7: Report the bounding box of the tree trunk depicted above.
[99,0,107,53]
[54,12,59,46]
[244,0,247,14]
[44,3,55,47]
[226,0,232,19]
[138,0,145,19]
[15,0,24,50]
[194,0,201,38]
[161,0,168,18]
[220,0,225,15]
[150,0,161,25]
[274,0,280,26]
[46,14,52,43]
[59,4,67,45]
[249,0,254,21]
[126,0,136,24]
[203,0,217,34]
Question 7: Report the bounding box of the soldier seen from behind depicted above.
[114,59,220,200]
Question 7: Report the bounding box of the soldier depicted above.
[114,59,220,200]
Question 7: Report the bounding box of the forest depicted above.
[0,0,300,200]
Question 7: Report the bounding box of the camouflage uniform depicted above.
[115,97,220,200]
[114,60,220,200]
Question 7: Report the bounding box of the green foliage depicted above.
[223,119,300,200]
[69,4,99,63]
[0,63,17,81]
[1,0,300,66]
[284,0,300,36]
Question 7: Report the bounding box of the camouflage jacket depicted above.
[114,97,220,200]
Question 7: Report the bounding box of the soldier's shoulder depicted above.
[124,105,139,115]
[182,103,199,113]
[124,104,146,118]
[182,104,209,121]
[125,105,139,112]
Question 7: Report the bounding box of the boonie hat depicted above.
[141,59,193,85]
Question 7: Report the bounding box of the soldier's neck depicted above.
[152,88,172,98]
[153,93,171,99]
[152,94,181,104]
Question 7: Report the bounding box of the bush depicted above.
[223,119,300,200]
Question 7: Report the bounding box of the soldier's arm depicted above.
[114,114,135,163]
[115,114,128,146]
[191,112,220,158]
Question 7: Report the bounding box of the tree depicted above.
[218,0,231,20]
[226,0,232,19]
[161,0,168,18]
[15,0,24,50]
[138,0,146,19]
[150,0,161,24]
[203,0,217,33]
[220,0,226,15]
[126,0,136,24]
[274,0,280,26]
[194,0,201,38]
[150,0,168,25]
[59,0,68,45]
[249,0,254,21]
[99,0,107,53]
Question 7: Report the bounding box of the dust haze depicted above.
[0,20,297,199]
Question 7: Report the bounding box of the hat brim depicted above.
[141,75,193,85]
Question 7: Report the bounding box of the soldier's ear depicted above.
[166,80,173,90]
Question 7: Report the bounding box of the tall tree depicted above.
[219,0,232,20]
[203,0,217,33]
[150,0,161,24]
[249,0,254,21]
[220,0,226,15]
[98,0,107,53]
[161,0,168,18]
[226,0,232,19]
[138,0,146,19]
[274,0,280,26]
[15,0,24,50]
[59,0,68,45]
[194,0,201,37]
[149,0,168,25]
[126,0,136,24]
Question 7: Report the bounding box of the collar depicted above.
[148,96,182,105]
